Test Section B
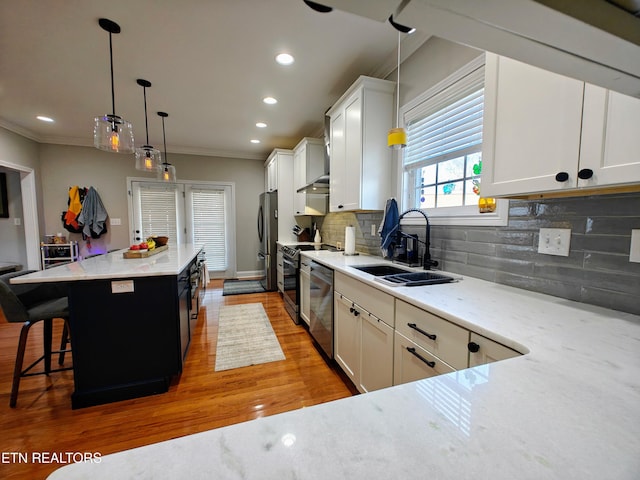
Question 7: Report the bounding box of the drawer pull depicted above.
[406,347,436,368]
[407,323,436,340]
[349,306,360,317]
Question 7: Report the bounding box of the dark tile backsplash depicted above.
[317,192,640,316]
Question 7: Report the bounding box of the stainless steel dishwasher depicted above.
[309,260,334,358]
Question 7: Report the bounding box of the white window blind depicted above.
[404,66,484,171]
[189,187,227,271]
[136,183,180,242]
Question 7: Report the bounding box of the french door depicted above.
[129,180,236,278]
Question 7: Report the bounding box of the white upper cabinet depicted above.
[482,53,640,198]
[579,85,640,188]
[293,137,327,216]
[264,149,297,243]
[327,76,395,212]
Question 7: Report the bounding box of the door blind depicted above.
[190,188,226,271]
[137,184,180,242]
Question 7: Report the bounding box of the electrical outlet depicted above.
[111,280,134,294]
[371,224,376,236]
[630,230,640,263]
[110,218,122,226]
[14,217,21,226]
[538,228,571,256]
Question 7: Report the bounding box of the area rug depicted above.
[214,303,285,371]
[222,279,265,296]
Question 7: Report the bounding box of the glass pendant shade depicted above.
[157,111,176,182]
[135,79,160,171]
[94,114,135,153]
[158,163,176,182]
[135,145,161,171]
[93,19,134,154]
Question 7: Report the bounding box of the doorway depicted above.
[128,179,236,278]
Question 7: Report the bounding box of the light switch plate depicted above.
[630,230,640,263]
[110,218,122,226]
[538,228,571,256]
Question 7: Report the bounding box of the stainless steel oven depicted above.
[280,244,337,325]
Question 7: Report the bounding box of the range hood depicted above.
[297,175,330,194]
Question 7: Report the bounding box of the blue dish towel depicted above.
[378,198,399,258]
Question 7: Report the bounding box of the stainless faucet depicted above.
[398,209,439,270]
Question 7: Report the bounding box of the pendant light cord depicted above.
[143,87,149,144]
[162,116,168,165]
[396,31,401,128]
[109,32,116,116]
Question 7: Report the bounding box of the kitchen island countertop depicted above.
[47,251,640,479]
[10,244,203,283]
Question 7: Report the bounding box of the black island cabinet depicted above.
[10,245,203,409]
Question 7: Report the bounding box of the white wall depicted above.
[0,168,27,266]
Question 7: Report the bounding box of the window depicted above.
[400,55,508,226]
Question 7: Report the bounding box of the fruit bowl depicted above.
[151,236,169,246]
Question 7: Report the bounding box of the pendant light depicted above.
[134,79,161,171]
[387,15,415,150]
[93,18,135,154]
[157,112,176,182]
[387,30,407,149]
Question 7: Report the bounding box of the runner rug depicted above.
[222,279,265,296]
[214,303,285,371]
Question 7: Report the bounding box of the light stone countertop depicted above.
[10,244,203,284]
[47,251,640,479]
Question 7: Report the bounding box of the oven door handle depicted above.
[282,257,297,269]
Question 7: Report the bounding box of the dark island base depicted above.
[71,377,172,409]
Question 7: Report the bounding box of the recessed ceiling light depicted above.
[250,139,261,144]
[275,53,294,66]
[37,115,54,123]
[256,122,267,128]
[263,97,277,105]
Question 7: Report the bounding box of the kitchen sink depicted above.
[381,271,456,286]
[351,264,412,276]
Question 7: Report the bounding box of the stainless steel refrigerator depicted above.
[257,191,278,291]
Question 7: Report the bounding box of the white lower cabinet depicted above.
[276,250,284,294]
[334,292,360,384]
[467,332,520,367]
[299,259,311,326]
[360,310,394,393]
[393,332,455,385]
[334,292,393,393]
[331,273,522,389]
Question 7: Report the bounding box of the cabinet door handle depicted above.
[406,347,436,368]
[578,168,594,180]
[349,306,360,317]
[338,204,344,209]
[407,323,436,340]
[555,172,569,182]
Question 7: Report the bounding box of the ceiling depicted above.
[0,0,421,160]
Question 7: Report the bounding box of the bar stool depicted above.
[0,271,72,408]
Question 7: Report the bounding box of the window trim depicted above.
[397,53,508,227]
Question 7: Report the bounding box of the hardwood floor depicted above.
[0,280,356,479]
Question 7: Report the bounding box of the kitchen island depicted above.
[11,244,203,408]
[47,250,640,478]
